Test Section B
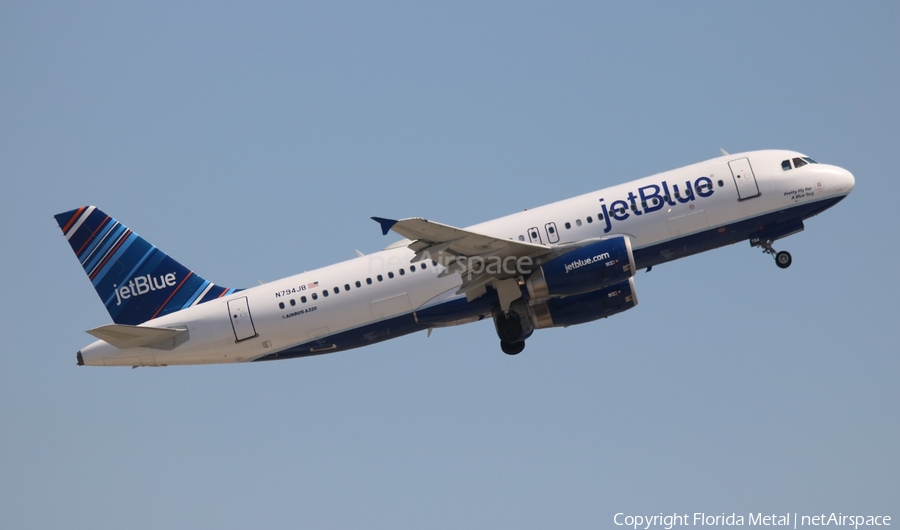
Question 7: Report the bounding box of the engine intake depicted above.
[526,236,635,299]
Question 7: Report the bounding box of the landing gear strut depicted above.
[760,239,792,269]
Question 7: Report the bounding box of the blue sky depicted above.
[1,2,897,528]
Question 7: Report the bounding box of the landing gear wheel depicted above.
[760,239,792,269]
[775,251,792,269]
[500,340,525,356]
[496,312,524,342]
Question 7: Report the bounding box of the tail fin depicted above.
[55,206,239,325]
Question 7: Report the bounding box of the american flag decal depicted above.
[307,281,319,288]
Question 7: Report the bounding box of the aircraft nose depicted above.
[822,164,855,195]
[839,167,855,194]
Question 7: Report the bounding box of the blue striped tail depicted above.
[55,206,239,325]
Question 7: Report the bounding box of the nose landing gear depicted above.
[760,239,792,269]
[775,250,792,269]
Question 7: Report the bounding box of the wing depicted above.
[372,217,554,302]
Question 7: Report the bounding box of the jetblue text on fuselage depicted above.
[598,176,715,233]
[113,273,177,306]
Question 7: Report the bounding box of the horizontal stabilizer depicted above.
[87,324,189,350]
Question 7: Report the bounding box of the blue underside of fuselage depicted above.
[254,196,845,362]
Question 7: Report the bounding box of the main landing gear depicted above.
[760,239,792,269]
[493,308,532,356]
[500,340,525,355]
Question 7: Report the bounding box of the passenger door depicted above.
[728,158,761,200]
[227,297,258,342]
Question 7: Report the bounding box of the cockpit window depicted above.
[782,156,819,171]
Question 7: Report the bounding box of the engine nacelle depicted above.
[531,277,638,329]
[526,236,635,299]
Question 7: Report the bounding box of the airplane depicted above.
[56,149,854,366]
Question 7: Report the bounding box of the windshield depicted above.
[781,156,819,171]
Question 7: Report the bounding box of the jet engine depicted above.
[531,277,638,329]
[526,236,635,299]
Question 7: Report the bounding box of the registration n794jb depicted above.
[56,150,854,366]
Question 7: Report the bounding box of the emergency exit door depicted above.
[544,222,560,243]
[728,158,761,200]
[227,296,258,342]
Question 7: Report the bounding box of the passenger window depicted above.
[333,287,339,294]
[782,160,792,171]
[344,284,350,291]
[366,278,372,285]
[530,230,538,238]
[312,293,318,300]
[301,296,307,303]
[586,216,592,223]
[290,299,296,306]
[377,275,383,282]
[564,222,571,229]
[598,213,603,220]
[575,219,582,227]
[518,235,525,241]
[279,302,285,309]
[388,271,394,279]
[717,180,724,187]
[548,226,555,234]
[409,266,415,273]
[399,268,405,276]
[421,263,427,269]
[355,281,361,288]
[323,290,329,297]
[793,157,807,168]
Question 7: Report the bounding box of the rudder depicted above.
[55,206,239,325]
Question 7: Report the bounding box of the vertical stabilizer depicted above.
[55,206,238,325]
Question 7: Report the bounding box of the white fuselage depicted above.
[78,150,855,366]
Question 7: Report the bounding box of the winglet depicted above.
[371,217,398,236]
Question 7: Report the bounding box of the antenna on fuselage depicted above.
[719,148,729,156]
